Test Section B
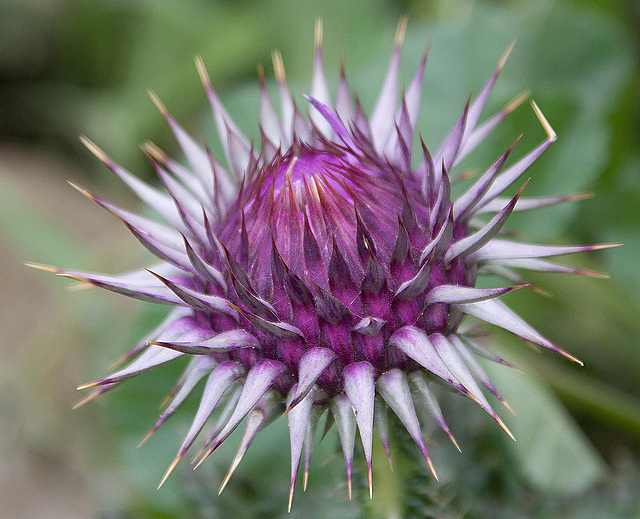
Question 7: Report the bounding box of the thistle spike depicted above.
[286,348,337,413]
[311,18,332,138]
[331,394,357,500]
[377,369,438,481]
[370,17,407,151]
[335,58,355,123]
[286,385,316,511]
[218,396,274,494]
[203,360,285,455]
[343,362,376,498]
[409,372,461,452]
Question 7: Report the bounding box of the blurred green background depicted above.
[2,0,640,517]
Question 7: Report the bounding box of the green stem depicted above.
[370,439,402,519]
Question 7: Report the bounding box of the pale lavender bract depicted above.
[31,19,615,509]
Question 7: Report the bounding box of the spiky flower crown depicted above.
[30,19,615,509]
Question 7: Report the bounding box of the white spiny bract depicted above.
[31,19,614,510]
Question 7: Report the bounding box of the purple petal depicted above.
[286,385,316,511]
[457,90,529,162]
[461,42,514,146]
[469,239,618,262]
[429,333,514,440]
[403,41,430,131]
[458,335,522,371]
[330,393,357,500]
[155,361,245,488]
[149,89,239,198]
[272,50,295,142]
[310,20,332,138]
[370,18,406,151]
[425,284,525,306]
[343,362,376,498]
[420,207,454,263]
[80,137,184,229]
[303,95,354,148]
[449,335,513,413]
[473,101,556,210]
[303,405,323,491]
[474,193,592,215]
[151,329,259,355]
[206,359,286,452]
[455,298,583,364]
[218,392,278,494]
[177,362,245,455]
[432,98,469,186]
[376,369,438,480]
[35,265,184,305]
[144,356,218,443]
[287,348,337,412]
[153,160,206,220]
[453,138,519,221]
[233,305,305,340]
[352,317,386,337]
[142,141,212,205]
[181,234,226,290]
[394,258,433,300]
[389,326,467,393]
[373,396,392,466]
[258,66,284,146]
[487,257,609,278]
[150,271,238,320]
[445,181,527,264]
[195,58,249,180]
[408,371,460,451]
[335,60,355,124]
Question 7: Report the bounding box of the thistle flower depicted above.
[30,19,616,509]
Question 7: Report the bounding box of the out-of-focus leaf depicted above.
[486,362,606,494]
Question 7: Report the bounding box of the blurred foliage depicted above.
[2,0,640,517]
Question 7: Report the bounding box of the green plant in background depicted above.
[4,0,640,518]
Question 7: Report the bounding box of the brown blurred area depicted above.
[0,144,143,517]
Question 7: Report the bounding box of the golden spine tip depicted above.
[314,18,323,49]
[24,262,60,274]
[501,399,517,416]
[531,100,556,142]
[288,485,294,513]
[157,456,182,490]
[66,179,93,200]
[498,40,516,70]
[395,16,408,46]
[427,457,439,482]
[76,381,99,391]
[137,428,156,448]
[143,141,168,163]
[72,390,102,409]
[496,415,516,442]
[195,56,211,88]
[449,432,462,453]
[272,50,286,83]
[148,90,168,116]
[79,135,110,163]
[505,90,530,114]
[193,447,213,470]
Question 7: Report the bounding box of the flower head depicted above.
[30,19,615,509]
